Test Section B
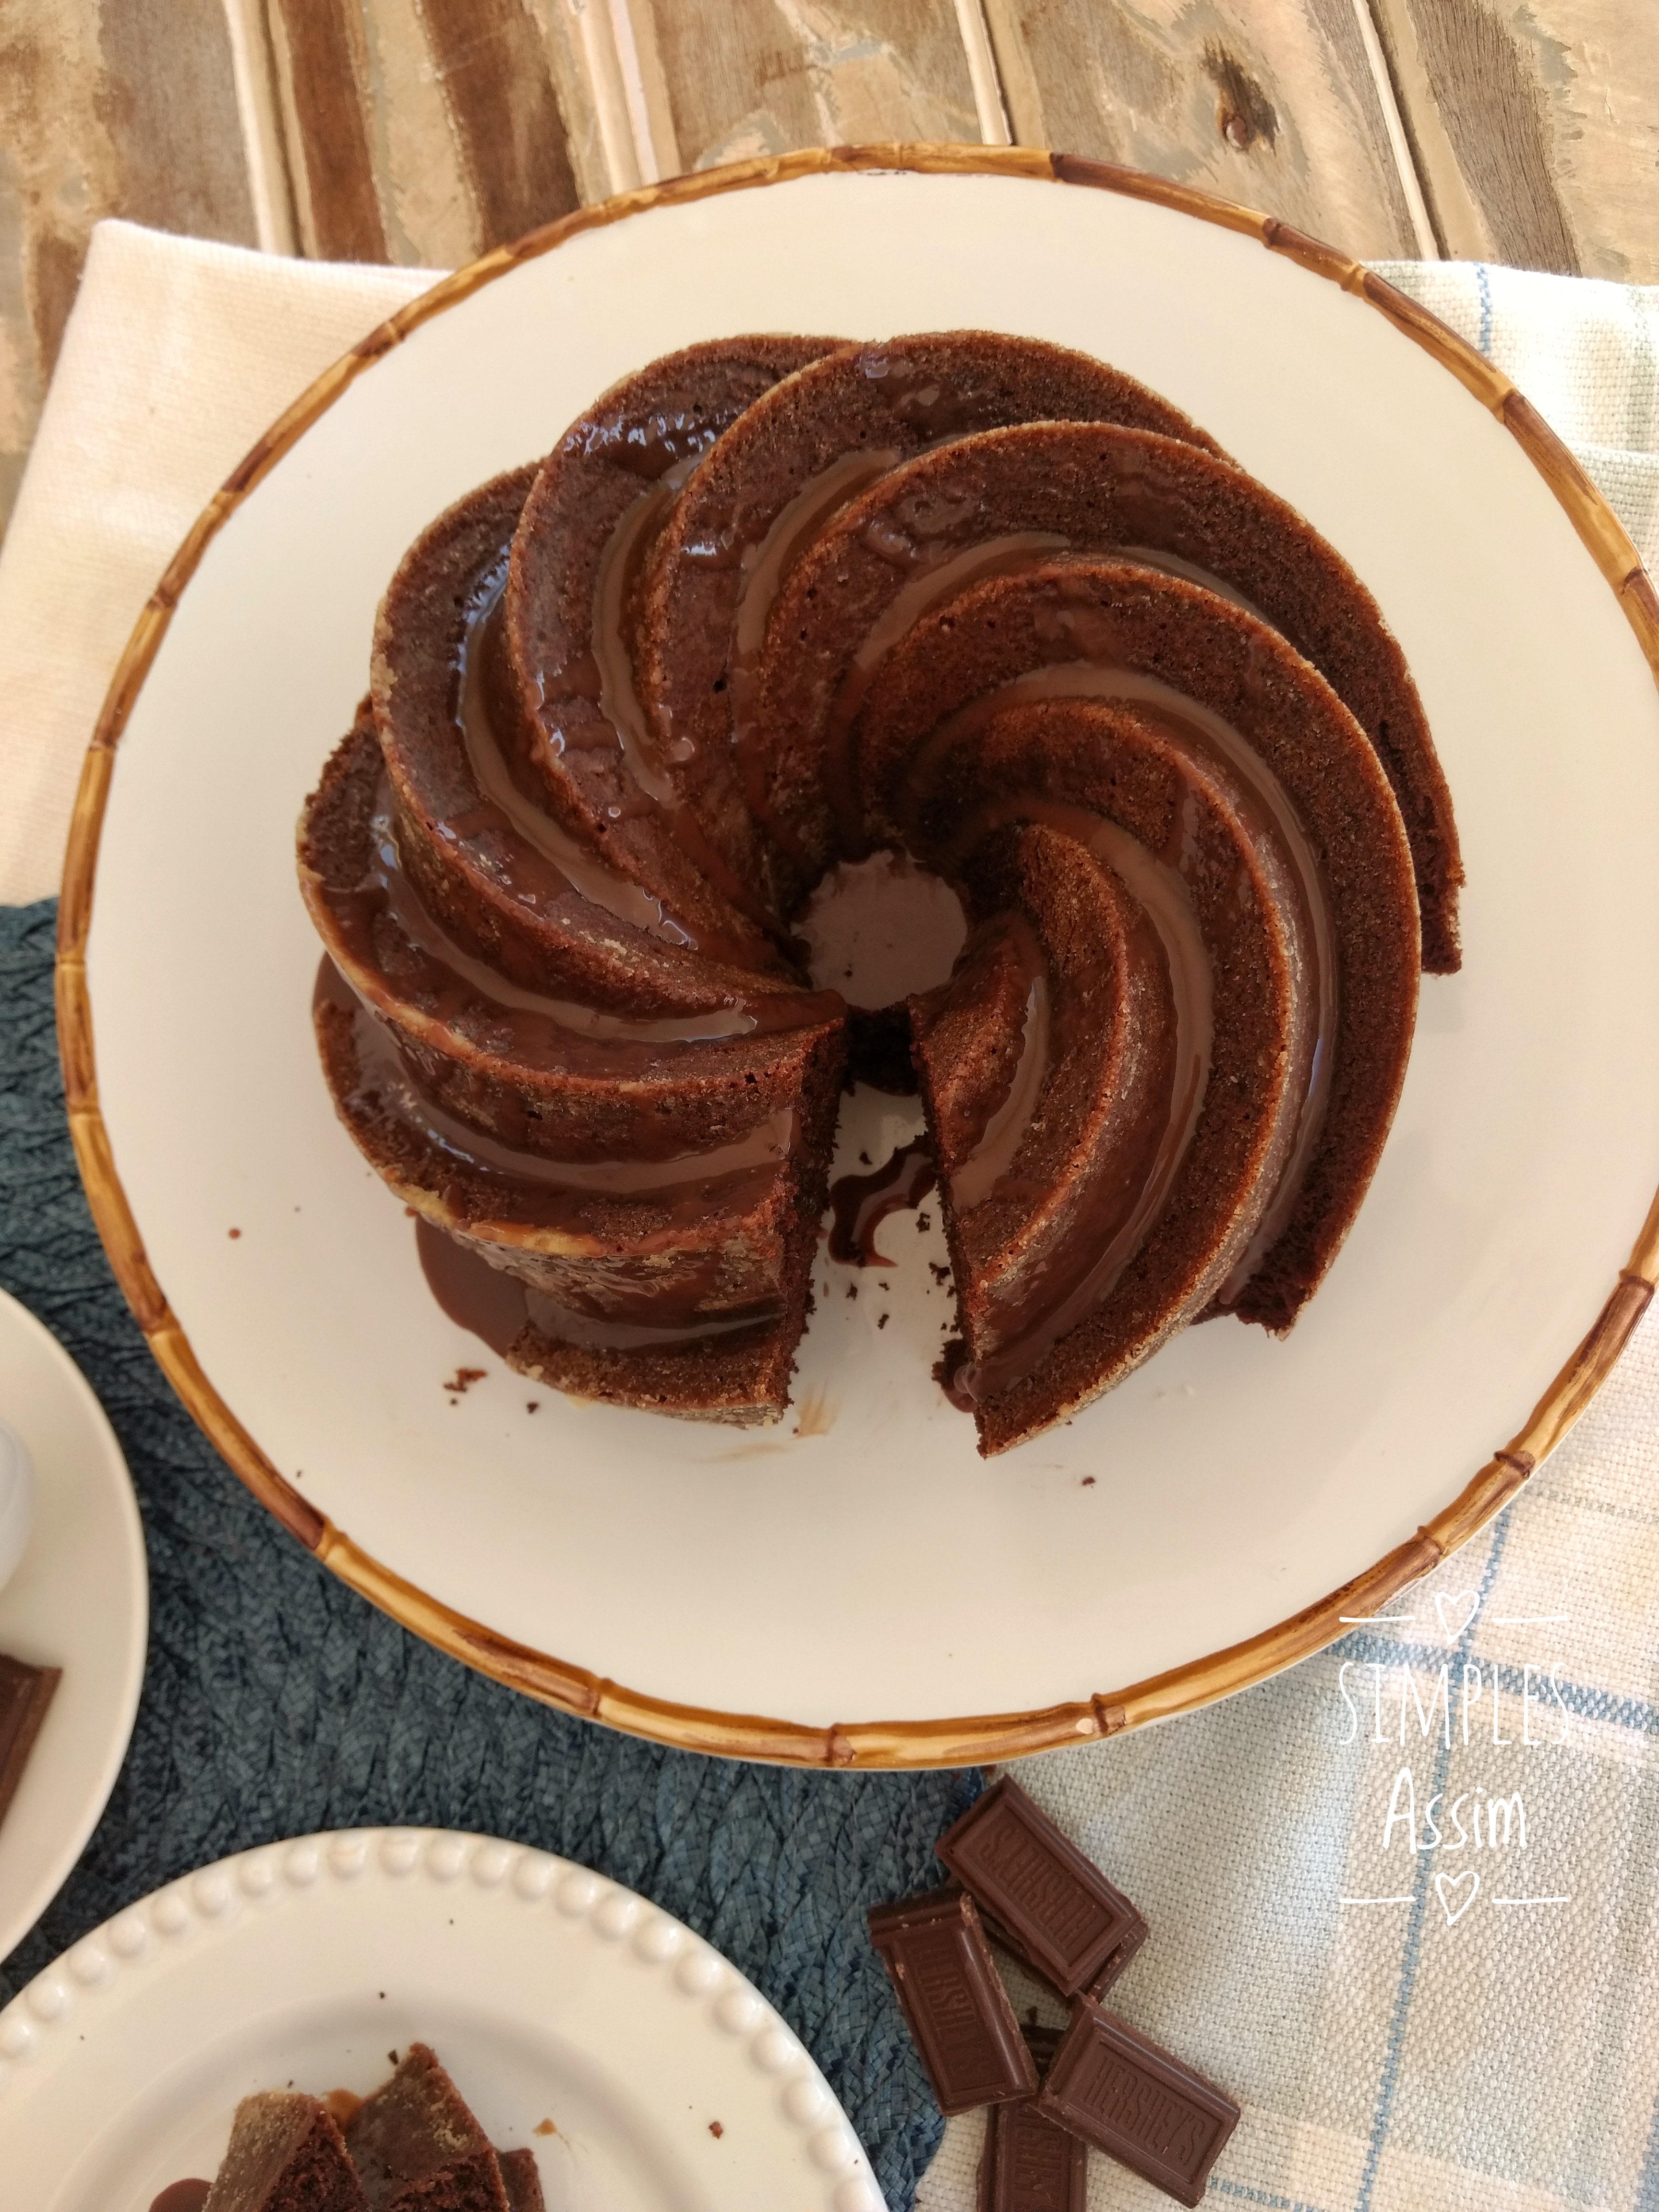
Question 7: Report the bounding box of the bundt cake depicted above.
[299,330,1458,1454]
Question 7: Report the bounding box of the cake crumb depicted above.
[877,1312,889,1329]
[388,2049,399,2068]
[709,2120,724,2139]
[526,1400,541,1413]
[444,1367,487,1395]
[1082,1476,1096,1486]
[405,1206,419,1218]
[845,1283,857,1298]
[928,1262,950,1286]
[534,2118,557,2137]
[859,1152,871,1166]
[916,1212,932,1231]
[228,1227,241,1239]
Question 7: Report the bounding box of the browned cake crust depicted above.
[633,332,1227,915]
[502,337,842,947]
[911,707,1303,1451]
[301,709,842,1163]
[203,2093,367,2212]
[313,968,842,1424]
[372,470,795,1002]
[755,420,1461,971]
[863,561,1419,1342]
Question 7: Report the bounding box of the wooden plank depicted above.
[981,0,1426,260]
[262,0,590,271]
[423,0,579,246]
[1373,0,1659,280]
[627,0,983,177]
[0,0,257,542]
[267,0,387,261]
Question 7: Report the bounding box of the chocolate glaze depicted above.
[823,531,1069,847]
[580,459,799,946]
[922,800,1219,1402]
[904,646,1331,1314]
[948,916,1051,1214]
[453,559,703,948]
[729,445,903,859]
[945,843,1182,1407]
[338,980,795,1218]
[828,1137,937,1265]
[148,2184,211,2212]
[416,1217,784,1352]
[312,769,844,1079]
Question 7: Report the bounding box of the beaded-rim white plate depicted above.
[57,146,1659,1766]
[0,1827,880,2212]
[0,1285,146,1968]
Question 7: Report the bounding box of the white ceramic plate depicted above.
[0,1286,146,1965]
[0,1827,878,2212]
[73,158,1659,1755]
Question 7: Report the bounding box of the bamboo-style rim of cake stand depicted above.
[55,144,1659,1769]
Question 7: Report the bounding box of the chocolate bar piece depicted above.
[977,2091,1086,2212]
[982,1900,1149,2004]
[1034,2001,1239,2209]
[867,1888,1038,2115]
[0,1651,60,1828]
[976,2024,1086,2212]
[938,1778,1146,1998]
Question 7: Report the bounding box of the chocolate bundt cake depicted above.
[300,330,1458,1453]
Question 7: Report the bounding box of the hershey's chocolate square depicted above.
[868,1888,1038,2116]
[0,1652,60,1829]
[1035,2001,1238,2208]
[938,1778,1143,1997]
[976,2091,1087,2212]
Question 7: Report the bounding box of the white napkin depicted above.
[0,221,436,907]
[7,223,1659,2212]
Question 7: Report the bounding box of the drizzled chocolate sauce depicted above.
[415,1217,783,1353]
[822,530,1068,847]
[572,464,800,950]
[728,445,902,857]
[305,769,844,1082]
[902,634,1334,1315]
[148,2183,211,2212]
[828,1138,938,1266]
[949,922,1051,1215]
[338,981,795,1212]
[417,1217,528,1355]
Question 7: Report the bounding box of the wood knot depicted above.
[1203,41,1278,153]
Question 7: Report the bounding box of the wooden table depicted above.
[3,0,1656,542]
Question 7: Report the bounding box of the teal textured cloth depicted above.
[0,897,975,2209]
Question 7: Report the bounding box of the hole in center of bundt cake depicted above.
[796,850,966,1009]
